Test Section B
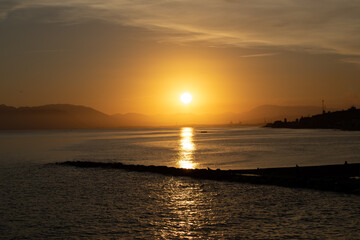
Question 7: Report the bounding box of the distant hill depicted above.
[0,104,119,130]
[0,103,335,129]
[114,105,325,126]
[265,107,360,130]
[236,105,324,124]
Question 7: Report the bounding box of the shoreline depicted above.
[57,161,360,195]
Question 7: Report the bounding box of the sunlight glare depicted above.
[178,127,197,169]
[180,92,192,104]
[179,160,196,169]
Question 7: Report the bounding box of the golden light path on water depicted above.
[159,128,208,238]
[178,127,197,169]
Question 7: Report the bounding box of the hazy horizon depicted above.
[0,102,331,115]
[0,102,340,128]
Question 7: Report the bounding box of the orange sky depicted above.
[1,1,360,114]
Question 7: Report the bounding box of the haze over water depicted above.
[1,127,360,169]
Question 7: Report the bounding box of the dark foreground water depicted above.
[1,127,360,239]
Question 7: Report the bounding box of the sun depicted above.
[180,92,192,104]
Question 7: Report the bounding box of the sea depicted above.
[1,127,360,239]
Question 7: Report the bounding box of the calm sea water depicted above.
[1,127,360,239]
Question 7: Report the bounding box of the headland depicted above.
[265,107,360,130]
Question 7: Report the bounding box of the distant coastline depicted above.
[265,107,360,131]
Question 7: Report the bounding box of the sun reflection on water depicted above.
[178,127,197,169]
[156,178,212,239]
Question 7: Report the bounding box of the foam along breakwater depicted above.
[58,161,360,195]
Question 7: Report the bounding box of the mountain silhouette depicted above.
[0,103,328,129]
[0,104,119,130]
[237,105,325,124]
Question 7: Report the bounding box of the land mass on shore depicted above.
[265,107,360,131]
[58,161,360,195]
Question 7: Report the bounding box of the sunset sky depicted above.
[1,0,360,115]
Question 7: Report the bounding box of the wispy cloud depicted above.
[240,53,278,58]
[2,0,360,55]
[22,49,65,55]
[0,0,20,19]
[341,58,360,65]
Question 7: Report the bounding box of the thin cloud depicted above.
[0,0,20,19]
[22,49,65,54]
[2,0,360,55]
[341,58,360,65]
[240,53,278,58]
